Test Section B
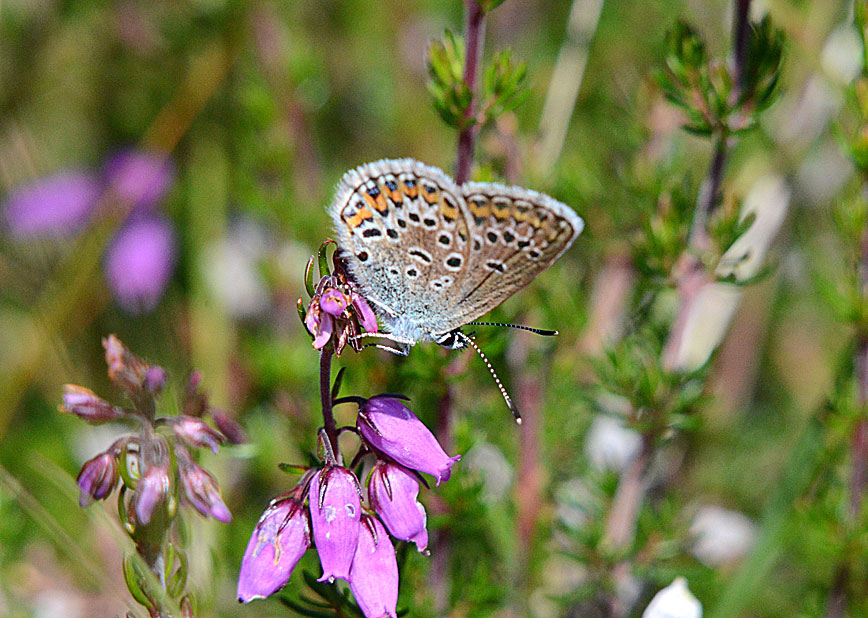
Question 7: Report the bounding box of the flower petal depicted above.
[349,516,398,618]
[369,462,428,552]
[309,467,361,582]
[358,397,460,485]
[105,216,176,314]
[237,498,310,602]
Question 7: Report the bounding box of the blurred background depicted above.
[0,0,861,616]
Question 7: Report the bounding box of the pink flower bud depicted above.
[349,516,398,618]
[309,467,361,582]
[103,334,150,395]
[237,496,310,602]
[76,452,119,506]
[105,216,176,315]
[179,460,232,523]
[369,462,428,552]
[358,397,461,485]
[133,463,170,525]
[61,384,123,423]
[144,366,168,394]
[3,171,100,238]
[210,410,246,445]
[173,416,225,453]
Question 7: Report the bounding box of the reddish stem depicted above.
[454,1,486,185]
[319,347,339,458]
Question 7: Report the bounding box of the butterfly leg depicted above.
[351,332,414,356]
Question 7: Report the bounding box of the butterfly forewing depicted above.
[329,159,475,340]
[329,159,583,342]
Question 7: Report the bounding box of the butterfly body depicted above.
[329,158,583,348]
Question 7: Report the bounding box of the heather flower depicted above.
[178,457,232,523]
[172,416,225,454]
[358,396,460,485]
[103,149,174,212]
[77,451,119,506]
[320,288,351,316]
[302,271,378,353]
[104,334,151,396]
[305,301,335,349]
[309,466,361,582]
[134,463,171,525]
[3,149,177,314]
[237,496,311,602]
[3,172,101,237]
[352,294,378,333]
[642,577,702,618]
[144,366,168,394]
[349,515,399,618]
[369,461,428,552]
[104,216,176,314]
[211,410,247,445]
[61,384,123,423]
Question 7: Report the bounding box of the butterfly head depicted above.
[434,330,467,350]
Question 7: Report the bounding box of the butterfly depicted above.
[329,158,583,351]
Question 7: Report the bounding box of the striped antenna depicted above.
[466,322,558,336]
[454,331,522,424]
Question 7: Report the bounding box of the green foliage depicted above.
[656,17,783,136]
[480,49,529,120]
[427,30,474,130]
[592,328,706,439]
[631,181,695,285]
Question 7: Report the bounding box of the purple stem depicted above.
[319,347,339,457]
[454,0,486,185]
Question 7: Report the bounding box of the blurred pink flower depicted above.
[2,149,178,314]
[103,149,174,212]
[3,172,101,237]
[104,216,176,314]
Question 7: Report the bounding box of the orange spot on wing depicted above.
[346,207,374,229]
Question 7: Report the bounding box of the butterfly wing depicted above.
[451,181,584,325]
[329,159,475,341]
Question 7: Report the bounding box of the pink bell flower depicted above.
[309,466,361,582]
[358,397,460,485]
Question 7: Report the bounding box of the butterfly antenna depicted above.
[466,322,558,337]
[454,331,522,424]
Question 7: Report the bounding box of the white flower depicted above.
[585,414,641,472]
[821,25,863,85]
[463,442,513,501]
[689,505,757,567]
[203,220,271,318]
[642,577,702,618]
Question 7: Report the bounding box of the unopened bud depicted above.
[62,385,123,423]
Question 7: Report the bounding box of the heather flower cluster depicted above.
[62,335,241,616]
[65,335,240,524]
[300,243,378,355]
[3,149,176,314]
[237,394,460,618]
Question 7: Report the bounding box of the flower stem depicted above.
[319,347,340,457]
[454,0,486,185]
